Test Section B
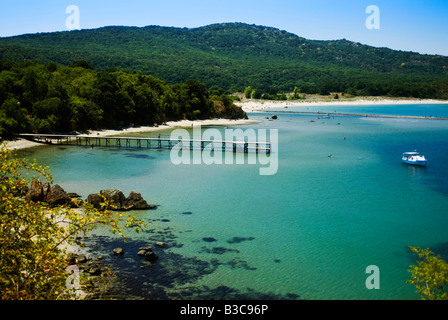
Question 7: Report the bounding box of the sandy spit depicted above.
[236,98,448,113]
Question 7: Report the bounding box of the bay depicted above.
[18,104,448,300]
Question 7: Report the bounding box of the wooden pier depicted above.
[17,133,271,154]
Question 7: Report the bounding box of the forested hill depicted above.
[0,62,246,140]
[1,22,448,98]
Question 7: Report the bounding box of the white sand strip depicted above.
[237,98,448,112]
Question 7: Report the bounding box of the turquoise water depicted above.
[267,103,448,118]
[18,105,448,300]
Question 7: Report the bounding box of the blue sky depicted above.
[1,0,447,56]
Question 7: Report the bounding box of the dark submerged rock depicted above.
[144,251,158,262]
[113,247,124,256]
[136,245,158,262]
[77,255,88,263]
[227,236,255,244]
[88,264,102,276]
[137,250,147,256]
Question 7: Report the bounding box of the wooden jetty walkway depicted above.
[17,133,271,154]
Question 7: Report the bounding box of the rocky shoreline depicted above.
[26,179,156,211]
[86,189,156,211]
[67,241,166,299]
[19,156,300,300]
[25,179,161,299]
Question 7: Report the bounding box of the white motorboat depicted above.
[402,151,427,166]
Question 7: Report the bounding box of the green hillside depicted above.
[0,61,247,140]
[1,22,448,98]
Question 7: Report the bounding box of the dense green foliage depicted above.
[407,247,448,300]
[0,146,146,299]
[0,61,245,139]
[1,23,448,98]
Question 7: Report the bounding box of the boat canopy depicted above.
[403,152,420,156]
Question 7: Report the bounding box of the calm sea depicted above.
[18,104,448,300]
[266,103,448,118]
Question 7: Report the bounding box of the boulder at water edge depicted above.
[27,180,73,207]
[86,189,154,211]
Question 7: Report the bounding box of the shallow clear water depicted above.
[18,105,448,300]
[267,103,448,118]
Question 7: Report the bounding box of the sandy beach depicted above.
[236,97,448,113]
[2,118,260,151]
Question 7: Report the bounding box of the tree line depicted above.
[243,79,448,102]
[0,60,246,140]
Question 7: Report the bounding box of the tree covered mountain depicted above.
[1,22,448,98]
